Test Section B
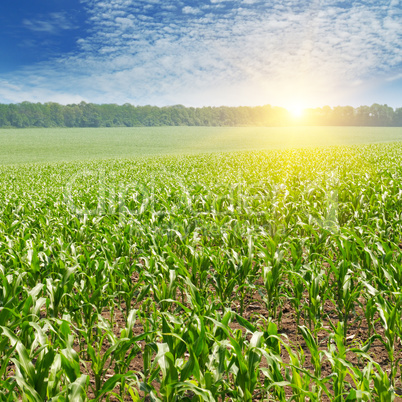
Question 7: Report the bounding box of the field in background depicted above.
[1,125,402,164]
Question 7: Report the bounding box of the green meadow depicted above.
[1,126,402,164]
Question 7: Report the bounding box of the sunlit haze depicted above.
[287,103,305,119]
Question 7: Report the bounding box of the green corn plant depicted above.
[328,259,363,338]
[146,268,179,312]
[298,325,325,397]
[222,244,254,316]
[77,260,112,313]
[324,321,356,402]
[113,263,145,319]
[164,243,213,300]
[361,280,378,337]
[375,294,402,388]
[0,265,25,317]
[184,246,213,297]
[183,276,216,316]
[286,270,307,329]
[49,318,83,393]
[372,361,397,402]
[146,308,221,401]
[183,312,231,399]
[0,378,18,401]
[2,323,88,401]
[210,254,238,309]
[78,313,145,399]
[137,298,160,380]
[282,344,320,401]
[304,268,327,336]
[99,310,152,399]
[346,346,377,401]
[259,347,288,401]
[71,299,99,357]
[260,245,284,320]
[0,335,17,381]
[150,342,215,402]
[239,319,288,400]
[145,308,231,400]
[225,329,263,401]
[17,284,47,347]
[45,266,77,318]
[187,313,229,399]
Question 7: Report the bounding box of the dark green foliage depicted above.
[0,101,401,128]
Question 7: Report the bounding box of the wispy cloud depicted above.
[22,12,77,34]
[1,0,401,107]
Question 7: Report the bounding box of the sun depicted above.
[288,104,305,119]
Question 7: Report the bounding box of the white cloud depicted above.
[2,0,402,107]
[182,6,201,14]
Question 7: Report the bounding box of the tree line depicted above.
[0,101,401,128]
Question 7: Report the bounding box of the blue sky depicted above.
[0,0,401,108]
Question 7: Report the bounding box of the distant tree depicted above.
[46,102,64,126]
[0,101,400,128]
[369,104,394,126]
[79,102,101,127]
[0,104,9,126]
[64,104,82,127]
[394,108,402,126]
[356,105,371,126]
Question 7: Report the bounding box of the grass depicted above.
[0,125,401,164]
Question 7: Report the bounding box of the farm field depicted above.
[1,139,402,400]
[1,126,402,165]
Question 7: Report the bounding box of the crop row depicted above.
[0,143,402,400]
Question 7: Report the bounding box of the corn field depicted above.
[1,143,402,400]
